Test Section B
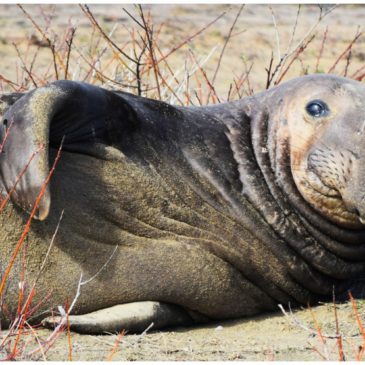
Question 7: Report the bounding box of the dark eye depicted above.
[305,100,329,118]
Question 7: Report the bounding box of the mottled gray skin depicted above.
[1,75,365,334]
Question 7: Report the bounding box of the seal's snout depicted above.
[307,148,354,195]
[302,147,365,228]
[335,157,365,227]
[305,144,365,227]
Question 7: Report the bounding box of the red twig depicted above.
[328,28,362,74]
[349,292,365,361]
[276,34,315,85]
[189,49,220,104]
[9,287,36,359]
[0,118,15,154]
[308,304,327,347]
[0,145,44,214]
[106,330,126,361]
[211,5,244,85]
[333,289,344,361]
[130,10,227,83]
[0,140,63,298]
[315,26,328,73]
[65,300,72,361]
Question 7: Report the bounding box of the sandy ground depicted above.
[1,4,365,361]
[8,300,365,361]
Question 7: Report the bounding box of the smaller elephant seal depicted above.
[1,74,365,335]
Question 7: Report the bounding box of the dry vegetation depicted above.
[1,3,365,360]
[1,4,365,101]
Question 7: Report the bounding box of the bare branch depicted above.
[212,5,245,85]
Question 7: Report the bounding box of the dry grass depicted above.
[1,4,365,101]
[278,292,365,361]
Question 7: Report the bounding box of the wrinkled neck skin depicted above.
[203,90,365,301]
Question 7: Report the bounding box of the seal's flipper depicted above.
[0,81,139,220]
[41,301,193,334]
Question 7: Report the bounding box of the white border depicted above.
[1,0,365,4]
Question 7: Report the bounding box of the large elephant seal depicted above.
[1,74,365,334]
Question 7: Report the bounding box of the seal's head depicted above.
[276,75,365,229]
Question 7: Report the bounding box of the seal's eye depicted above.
[305,100,329,118]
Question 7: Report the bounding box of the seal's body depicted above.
[1,75,365,334]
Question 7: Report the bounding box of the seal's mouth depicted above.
[306,169,341,198]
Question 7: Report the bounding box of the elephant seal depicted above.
[1,74,365,334]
